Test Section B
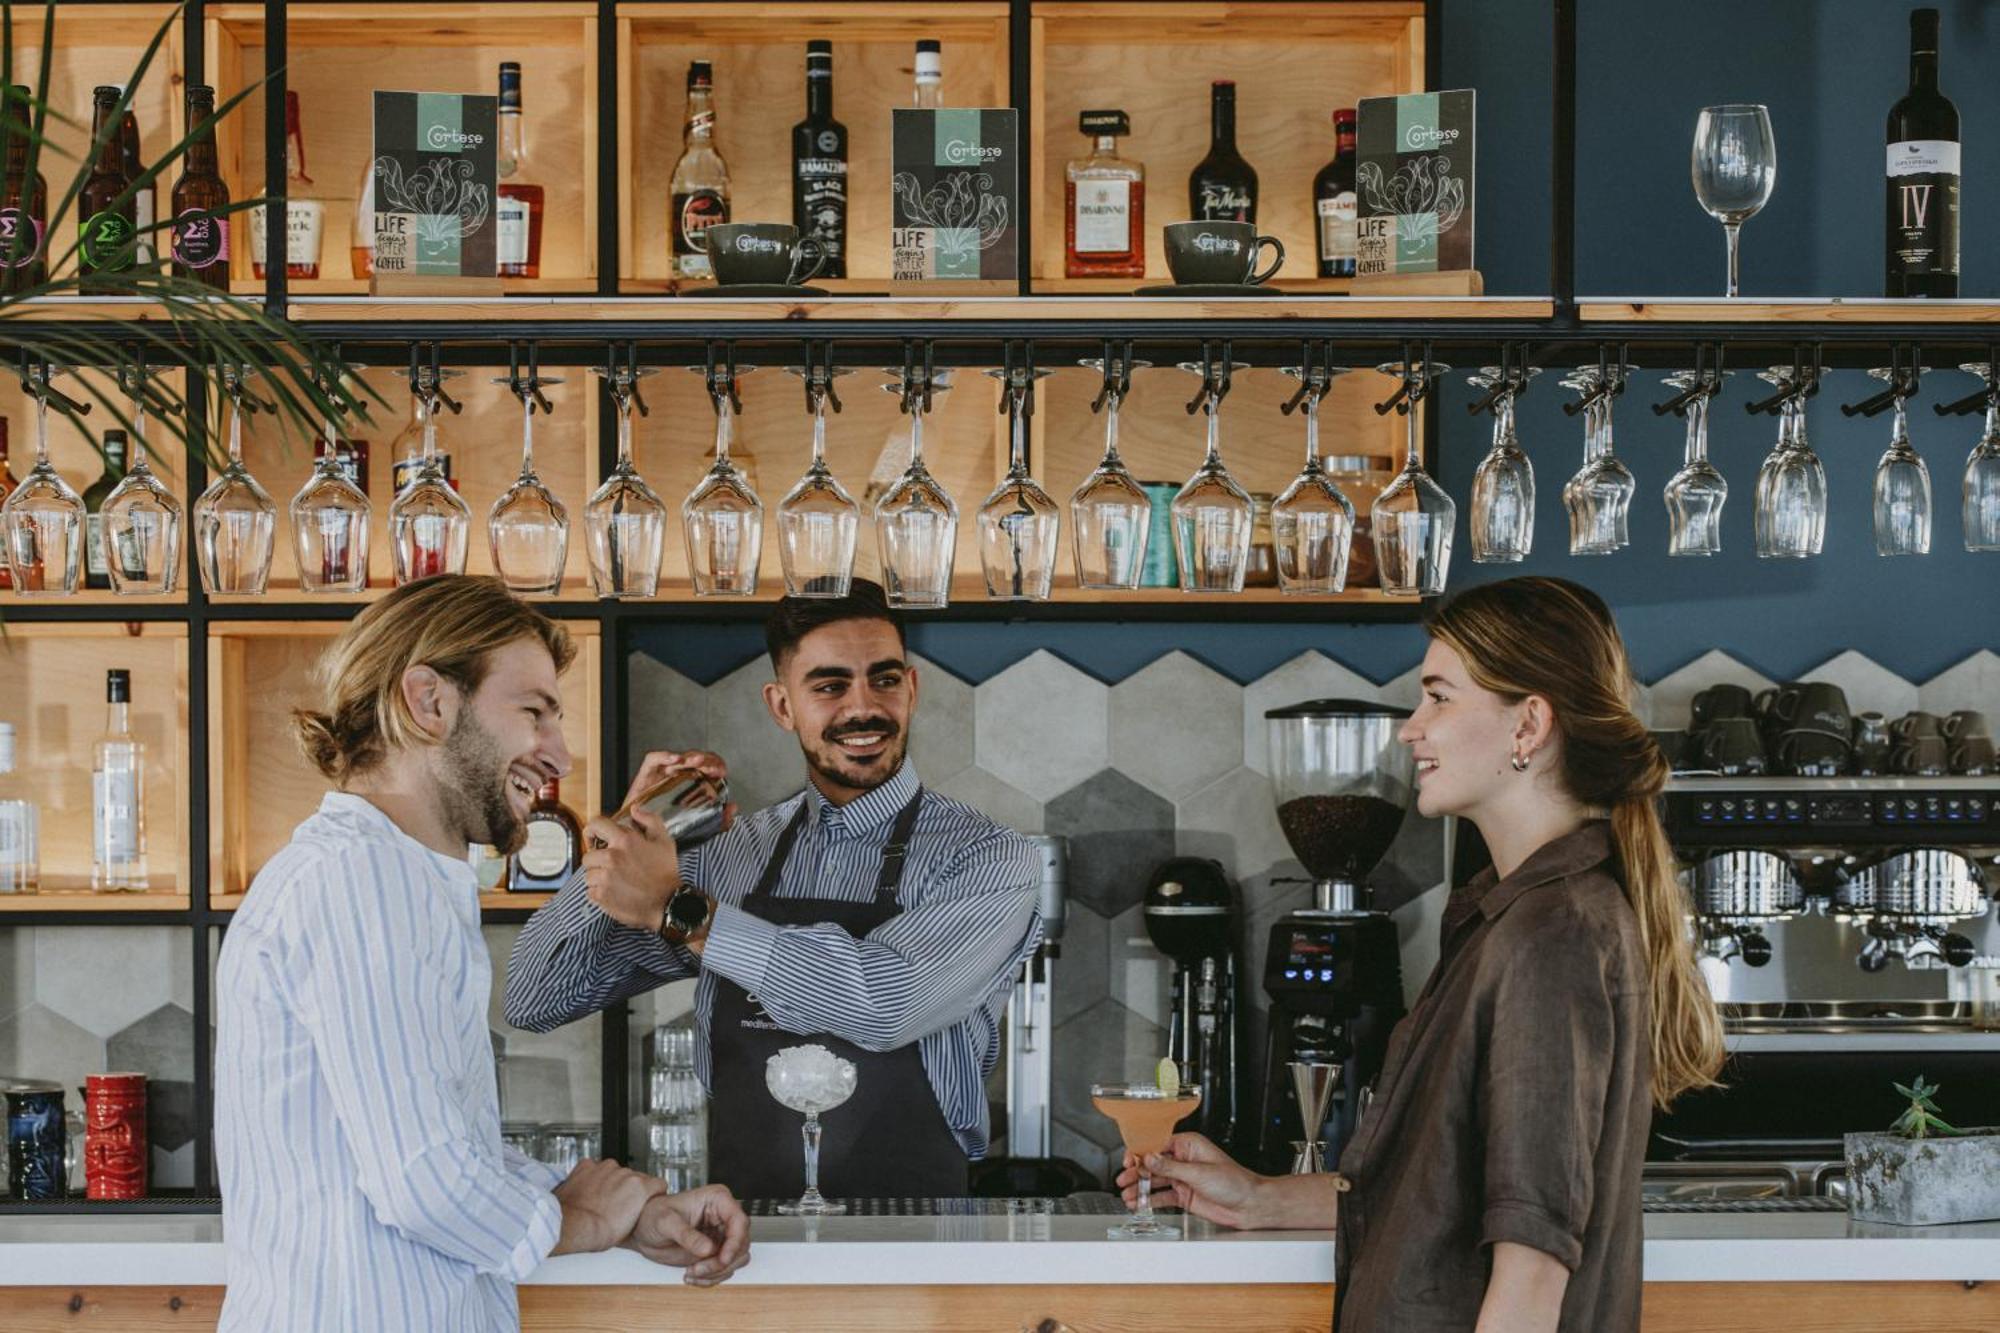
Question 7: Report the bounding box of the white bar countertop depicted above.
[3,1210,1999,1287]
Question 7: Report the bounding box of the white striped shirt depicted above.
[215,793,564,1333]
[505,762,1040,1158]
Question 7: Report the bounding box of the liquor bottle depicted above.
[1065,110,1144,279]
[669,61,730,280]
[0,721,36,893]
[792,41,848,280]
[79,86,137,294]
[1886,7,1959,298]
[92,668,147,891]
[0,85,48,291]
[171,85,231,289]
[81,429,129,591]
[1189,80,1256,223]
[1313,108,1359,279]
[913,40,943,109]
[114,87,155,266]
[253,91,323,280]
[509,778,581,892]
[0,417,15,590]
[352,156,375,279]
[496,62,543,280]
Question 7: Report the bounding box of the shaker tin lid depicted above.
[1265,698,1412,721]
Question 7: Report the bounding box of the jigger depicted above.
[1288,1060,1341,1175]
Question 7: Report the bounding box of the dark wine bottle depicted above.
[0,84,47,292]
[1189,80,1256,223]
[171,85,231,289]
[82,429,129,591]
[1313,107,1358,279]
[78,85,137,295]
[1885,6,1959,298]
[792,40,848,280]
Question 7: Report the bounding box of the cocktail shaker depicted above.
[605,766,731,849]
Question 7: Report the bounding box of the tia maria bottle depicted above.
[1189,80,1256,223]
[1885,6,1959,298]
[1313,108,1358,279]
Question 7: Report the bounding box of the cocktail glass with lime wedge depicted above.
[1093,1061,1201,1239]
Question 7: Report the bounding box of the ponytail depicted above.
[1612,793,1726,1109]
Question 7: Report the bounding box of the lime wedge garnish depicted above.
[1156,1058,1181,1096]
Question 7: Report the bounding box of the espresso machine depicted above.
[1253,700,1413,1176]
[1142,856,1242,1150]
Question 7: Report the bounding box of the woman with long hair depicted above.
[1118,576,1724,1332]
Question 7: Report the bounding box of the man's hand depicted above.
[625,1184,752,1286]
[582,804,684,934]
[550,1159,663,1255]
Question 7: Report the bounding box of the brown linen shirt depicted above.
[1331,820,1652,1332]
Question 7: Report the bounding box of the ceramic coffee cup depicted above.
[1700,717,1768,776]
[1690,682,1756,728]
[1163,220,1284,286]
[1777,729,1849,777]
[1943,710,1991,742]
[1893,734,1950,777]
[1951,734,1996,776]
[707,223,828,287]
[1891,710,1944,742]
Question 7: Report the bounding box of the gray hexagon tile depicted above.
[1050,997,1165,1149]
[974,650,1108,796]
[33,927,173,1039]
[107,1003,194,1153]
[1110,652,1243,800]
[1921,650,2000,714]
[1108,903,1172,1030]
[1050,1120,1121,1188]
[704,656,811,814]
[907,653,974,787]
[0,1003,104,1101]
[0,927,31,1022]
[1372,812,1447,915]
[1799,651,1919,721]
[169,929,193,1014]
[1046,770,1175,918]
[1175,766,1292,886]
[1050,902,1109,1028]
[1648,651,1776,733]
[931,766,1043,835]
[1243,652,1383,774]
[1378,663,1425,714]
[628,653,711,759]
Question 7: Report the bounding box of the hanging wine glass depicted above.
[102,369,184,595]
[586,363,665,598]
[1070,355,1152,592]
[1269,363,1354,594]
[684,364,763,597]
[1,365,86,596]
[1171,359,1254,594]
[1868,367,1931,558]
[1370,359,1455,596]
[1752,367,1826,559]
[488,372,570,594]
[1466,365,1539,564]
[777,364,858,598]
[1563,365,1634,555]
[290,364,371,594]
[978,364,1060,601]
[1661,369,1731,557]
[194,364,278,595]
[387,366,470,585]
[1959,363,2000,552]
[875,368,958,608]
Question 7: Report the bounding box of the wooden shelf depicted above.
[287,294,1550,322]
[1580,299,2000,325]
[0,889,190,911]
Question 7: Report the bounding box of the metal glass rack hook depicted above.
[1091,339,1136,415]
[1185,340,1235,415]
[1375,340,1439,415]
[601,343,651,417]
[896,340,940,415]
[1653,342,1727,417]
[1281,339,1340,417]
[703,342,744,416]
[996,341,1039,420]
[1840,343,1923,418]
[1934,346,2000,418]
[1468,342,1535,418]
[1561,342,1627,417]
[506,341,555,416]
[799,341,843,415]
[17,351,91,417]
[406,343,464,416]
[1745,343,1824,416]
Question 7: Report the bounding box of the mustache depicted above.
[823,717,900,743]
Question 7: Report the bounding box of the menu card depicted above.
[370,91,499,278]
[1354,90,1475,276]
[891,109,1019,282]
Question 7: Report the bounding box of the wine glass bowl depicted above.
[488,374,571,594]
[1692,104,1777,297]
[684,365,764,598]
[1867,366,1932,557]
[1270,364,1355,594]
[874,371,959,608]
[1752,367,1827,559]
[1171,360,1255,595]
[1369,360,1454,596]
[102,441,183,596]
[194,364,279,595]
[1,370,86,596]
[1560,367,1635,555]
[1661,369,1731,557]
[1466,365,1539,564]
[1958,364,2000,552]
[586,364,666,599]
[385,373,470,586]
[1070,357,1153,592]
[979,366,1061,601]
[776,366,859,599]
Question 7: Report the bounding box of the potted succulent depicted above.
[1845,1077,2000,1226]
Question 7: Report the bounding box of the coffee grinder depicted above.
[1254,700,1413,1175]
[1143,856,1242,1149]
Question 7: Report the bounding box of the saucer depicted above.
[699,283,830,298]
[1134,283,1287,297]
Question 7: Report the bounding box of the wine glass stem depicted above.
[1135,1171,1155,1226]
[811,397,828,469]
[1103,393,1122,467]
[801,1113,823,1201]
[228,392,244,467]
[1205,402,1223,470]
[1404,394,1420,470]
[1304,397,1321,469]
[714,401,733,468]
[910,407,926,469]
[1723,222,1742,299]
[520,395,535,477]
[1689,396,1709,464]
[1009,393,1028,476]
[616,394,634,469]
[34,384,49,467]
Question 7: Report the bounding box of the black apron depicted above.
[706,789,970,1200]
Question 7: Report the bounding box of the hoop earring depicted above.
[1510,752,1531,773]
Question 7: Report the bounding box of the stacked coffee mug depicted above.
[1682,683,1992,777]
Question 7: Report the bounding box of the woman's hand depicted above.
[1113,1132,1270,1230]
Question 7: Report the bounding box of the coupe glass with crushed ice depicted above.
[766,1043,858,1215]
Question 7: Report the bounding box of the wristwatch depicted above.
[657,884,713,947]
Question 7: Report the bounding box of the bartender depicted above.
[505,581,1042,1198]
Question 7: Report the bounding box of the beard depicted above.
[800,715,908,795]
[438,707,527,855]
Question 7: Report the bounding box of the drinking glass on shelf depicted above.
[1370,360,1455,596]
[875,369,958,608]
[102,384,184,596]
[1868,367,1931,557]
[1960,364,2000,552]
[1752,368,1827,559]
[194,364,279,595]
[1692,104,1776,298]
[684,365,763,597]
[1466,365,1539,564]
[585,364,665,598]
[1269,364,1354,594]
[488,374,570,594]
[1561,366,1634,555]
[1070,356,1152,592]
[1661,369,1731,557]
[1093,1081,1202,1240]
[0,366,85,595]
[777,366,859,599]
[979,366,1061,601]
[290,410,371,594]
[387,369,470,585]
[1172,360,1255,594]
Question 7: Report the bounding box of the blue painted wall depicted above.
[636,0,1998,691]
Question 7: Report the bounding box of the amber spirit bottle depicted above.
[0,418,15,590]
[1313,108,1358,279]
[496,62,544,279]
[171,85,231,289]
[510,778,582,892]
[0,85,47,292]
[792,41,848,279]
[79,86,138,294]
[1189,80,1256,223]
[669,61,730,280]
[252,91,323,280]
[1065,110,1144,279]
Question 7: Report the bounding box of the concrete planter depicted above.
[1845,1128,2000,1226]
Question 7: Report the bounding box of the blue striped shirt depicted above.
[505,762,1040,1158]
[215,793,564,1333]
